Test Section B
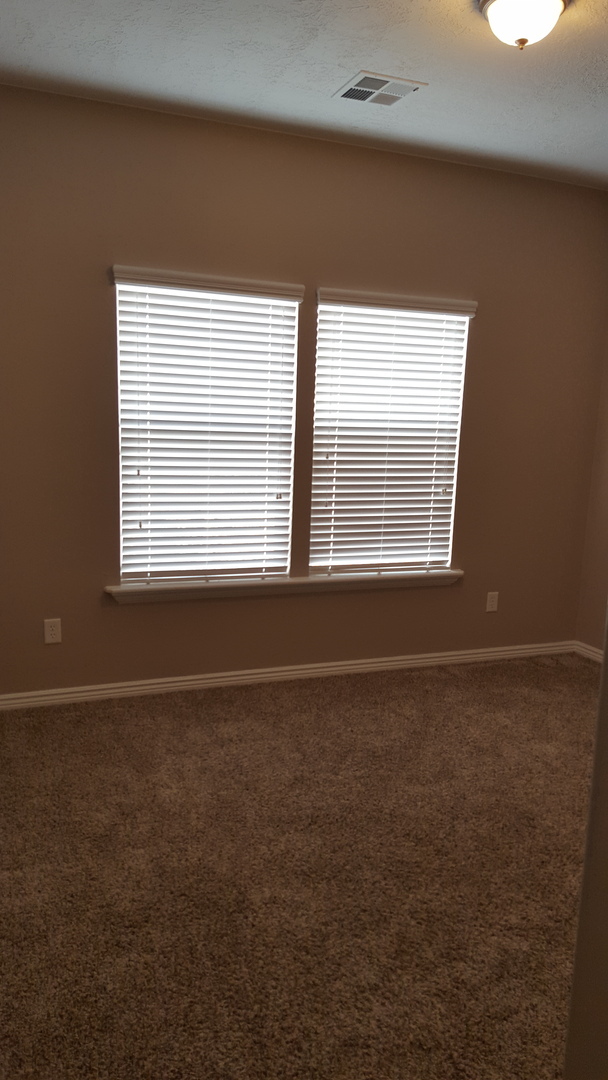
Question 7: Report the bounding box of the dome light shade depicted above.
[480,0,567,49]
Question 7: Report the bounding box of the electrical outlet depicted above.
[486,591,499,613]
[44,618,62,644]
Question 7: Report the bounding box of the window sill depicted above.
[104,569,463,604]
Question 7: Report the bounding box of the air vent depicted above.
[334,70,427,106]
[342,87,375,101]
[370,94,401,106]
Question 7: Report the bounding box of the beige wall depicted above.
[577,336,608,651]
[2,85,608,695]
[568,347,608,1080]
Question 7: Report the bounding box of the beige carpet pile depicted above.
[0,654,598,1079]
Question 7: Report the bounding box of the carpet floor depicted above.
[0,654,599,1080]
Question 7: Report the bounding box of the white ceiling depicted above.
[1,0,607,188]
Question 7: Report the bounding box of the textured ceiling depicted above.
[1,0,607,187]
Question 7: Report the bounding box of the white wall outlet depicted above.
[486,591,499,613]
[44,618,62,644]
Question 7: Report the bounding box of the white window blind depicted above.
[116,281,300,582]
[310,302,470,575]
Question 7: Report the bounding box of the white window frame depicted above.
[106,271,475,604]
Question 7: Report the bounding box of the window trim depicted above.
[317,287,477,319]
[112,265,305,302]
[104,568,463,604]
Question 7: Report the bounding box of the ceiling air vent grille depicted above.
[370,93,401,107]
[334,70,427,106]
[342,87,375,101]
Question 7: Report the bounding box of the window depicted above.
[114,269,301,583]
[112,268,474,596]
[310,295,470,576]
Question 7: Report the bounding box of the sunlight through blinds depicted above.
[116,282,299,582]
[310,301,471,575]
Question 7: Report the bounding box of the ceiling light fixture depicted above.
[479,0,569,50]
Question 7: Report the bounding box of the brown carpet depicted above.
[0,655,598,1080]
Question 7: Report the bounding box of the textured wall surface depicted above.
[2,84,608,695]
[0,0,608,185]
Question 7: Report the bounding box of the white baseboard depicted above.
[0,640,602,712]
[572,640,603,663]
